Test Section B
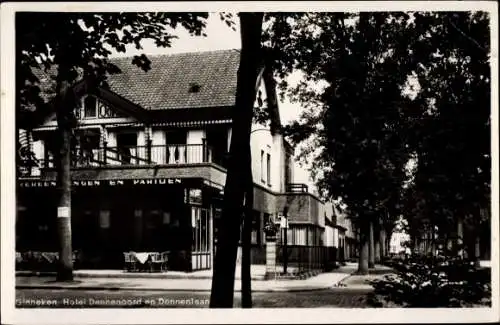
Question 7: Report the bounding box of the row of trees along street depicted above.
[17,11,491,308]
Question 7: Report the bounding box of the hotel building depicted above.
[16,49,330,272]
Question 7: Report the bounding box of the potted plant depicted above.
[263,221,279,240]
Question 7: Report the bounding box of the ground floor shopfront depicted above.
[16,177,222,271]
[16,177,331,273]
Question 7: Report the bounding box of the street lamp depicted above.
[281,206,289,274]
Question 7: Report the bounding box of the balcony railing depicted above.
[19,144,227,176]
[286,183,309,193]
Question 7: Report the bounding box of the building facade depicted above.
[16,49,327,272]
[323,202,358,263]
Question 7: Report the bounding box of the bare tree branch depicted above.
[448,18,488,54]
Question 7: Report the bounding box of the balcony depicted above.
[19,144,227,177]
[286,183,309,193]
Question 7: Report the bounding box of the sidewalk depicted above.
[336,262,395,290]
[16,265,309,281]
[16,265,355,293]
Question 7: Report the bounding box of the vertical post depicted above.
[44,145,49,169]
[103,141,107,165]
[146,139,152,165]
[98,209,111,266]
[209,206,214,269]
[99,125,107,165]
[265,235,277,279]
[134,209,143,251]
[145,126,152,165]
[283,207,288,274]
[202,138,208,163]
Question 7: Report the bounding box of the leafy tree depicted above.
[264,12,417,274]
[17,12,208,280]
[402,12,491,259]
[264,11,491,268]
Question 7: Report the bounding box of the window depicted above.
[260,150,265,183]
[192,207,210,253]
[116,132,137,165]
[84,96,97,118]
[292,227,306,246]
[266,153,271,186]
[251,210,261,245]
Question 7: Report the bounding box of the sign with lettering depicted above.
[188,188,202,205]
[57,207,70,218]
[18,178,183,188]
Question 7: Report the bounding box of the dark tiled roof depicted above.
[107,49,240,110]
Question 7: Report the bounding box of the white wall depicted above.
[325,226,334,247]
[250,123,285,193]
[137,129,146,163]
[333,228,339,248]
[151,129,166,146]
[187,129,205,145]
[151,129,166,164]
[187,129,206,163]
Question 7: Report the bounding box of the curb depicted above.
[16,284,334,293]
[16,271,327,281]
[16,272,265,281]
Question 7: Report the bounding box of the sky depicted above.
[109,13,316,190]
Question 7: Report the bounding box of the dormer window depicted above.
[84,96,97,118]
[189,83,201,93]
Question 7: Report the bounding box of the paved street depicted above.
[16,287,372,308]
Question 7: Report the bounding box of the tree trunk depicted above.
[374,232,381,263]
[357,222,369,275]
[430,225,436,257]
[385,229,392,256]
[457,216,464,258]
[474,234,481,267]
[55,78,74,281]
[241,148,253,308]
[210,12,263,308]
[368,220,375,268]
[380,228,386,261]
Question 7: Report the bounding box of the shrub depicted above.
[368,255,491,307]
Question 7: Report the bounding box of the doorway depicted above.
[191,206,212,270]
[116,132,137,164]
[206,127,228,166]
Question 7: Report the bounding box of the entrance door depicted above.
[191,207,212,270]
[116,132,137,164]
[206,127,228,166]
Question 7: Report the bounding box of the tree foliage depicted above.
[17,12,208,122]
[264,12,416,226]
[17,11,209,280]
[401,12,491,237]
[262,11,491,245]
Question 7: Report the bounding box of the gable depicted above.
[39,92,140,129]
[46,95,128,122]
[77,95,128,120]
[252,68,283,134]
[28,50,283,130]
[254,75,269,110]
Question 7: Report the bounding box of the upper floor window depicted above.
[260,150,265,183]
[166,130,187,145]
[266,153,271,186]
[84,96,97,118]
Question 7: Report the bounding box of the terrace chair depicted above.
[159,251,169,272]
[148,253,159,272]
[123,252,138,272]
[31,251,43,270]
[16,252,23,269]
